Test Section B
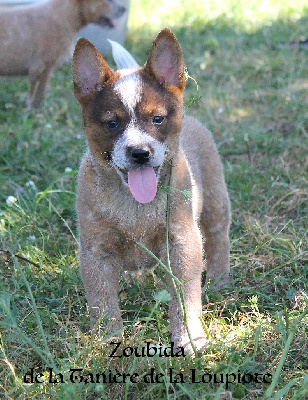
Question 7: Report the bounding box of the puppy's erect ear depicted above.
[72,38,113,102]
[144,28,185,90]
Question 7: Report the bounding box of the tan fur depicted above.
[0,0,125,108]
[72,29,231,353]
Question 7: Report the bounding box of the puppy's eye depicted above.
[152,115,165,125]
[106,120,119,130]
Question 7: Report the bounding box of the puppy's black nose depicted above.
[130,148,150,165]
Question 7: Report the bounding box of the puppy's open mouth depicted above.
[118,166,161,204]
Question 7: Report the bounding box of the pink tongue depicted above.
[128,167,158,204]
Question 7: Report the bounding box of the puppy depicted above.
[0,0,125,108]
[72,29,231,353]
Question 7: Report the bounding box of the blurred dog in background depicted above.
[0,0,125,108]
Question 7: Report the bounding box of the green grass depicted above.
[0,0,307,398]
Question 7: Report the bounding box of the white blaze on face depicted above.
[110,40,142,118]
[109,42,165,204]
[111,75,167,204]
[114,70,142,118]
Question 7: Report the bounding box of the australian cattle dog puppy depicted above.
[72,29,231,353]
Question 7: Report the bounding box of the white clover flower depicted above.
[27,235,36,241]
[25,180,37,191]
[6,196,17,207]
[65,167,72,173]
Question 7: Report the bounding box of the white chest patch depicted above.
[114,70,142,117]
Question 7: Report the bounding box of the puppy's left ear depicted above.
[144,28,185,90]
[72,38,113,103]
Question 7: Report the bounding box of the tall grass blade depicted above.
[264,305,308,398]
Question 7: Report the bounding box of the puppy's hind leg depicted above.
[201,200,230,289]
[197,131,231,288]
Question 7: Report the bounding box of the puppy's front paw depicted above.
[173,319,208,356]
[174,335,208,356]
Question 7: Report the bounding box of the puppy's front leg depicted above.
[167,224,207,353]
[79,241,123,334]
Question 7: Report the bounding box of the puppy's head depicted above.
[72,28,185,204]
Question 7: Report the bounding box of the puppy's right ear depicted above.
[72,38,113,102]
